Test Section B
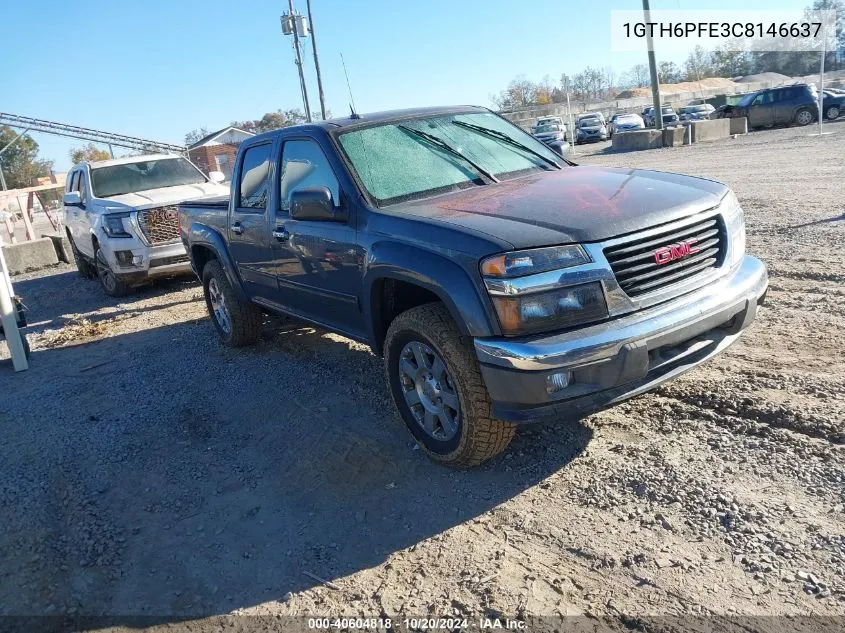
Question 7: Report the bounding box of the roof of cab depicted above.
[246,105,490,143]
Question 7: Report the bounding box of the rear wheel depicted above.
[202,260,262,347]
[384,303,515,468]
[95,247,131,297]
[794,108,814,126]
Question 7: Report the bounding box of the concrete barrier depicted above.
[612,129,663,151]
[1,238,59,275]
[729,117,749,135]
[662,126,686,147]
[688,119,731,143]
[42,233,73,264]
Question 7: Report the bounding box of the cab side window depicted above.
[78,172,89,205]
[279,139,340,211]
[238,143,272,210]
[69,171,79,193]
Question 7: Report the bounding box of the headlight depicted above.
[481,246,609,335]
[481,245,589,278]
[102,212,132,238]
[720,191,746,266]
[490,283,608,335]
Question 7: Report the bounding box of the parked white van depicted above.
[63,154,228,296]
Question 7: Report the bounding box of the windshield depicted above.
[578,117,602,127]
[661,107,675,113]
[535,124,560,133]
[737,93,757,107]
[91,158,206,198]
[618,115,638,122]
[337,111,562,206]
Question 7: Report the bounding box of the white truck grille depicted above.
[138,206,180,245]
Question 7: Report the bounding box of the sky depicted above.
[2,0,811,172]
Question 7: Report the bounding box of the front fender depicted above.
[187,223,247,301]
[364,242,497,351]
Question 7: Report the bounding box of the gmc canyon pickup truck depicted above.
[179,106,768,468]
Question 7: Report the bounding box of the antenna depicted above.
[340,53,360,119]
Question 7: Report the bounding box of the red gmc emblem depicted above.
[654,237,700,265]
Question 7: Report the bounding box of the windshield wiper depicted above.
[451,120,568,168]
[397,124,499,183]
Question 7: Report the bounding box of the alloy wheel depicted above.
[208,277,232,334]
[96,251,117,294]
[796,110,813,125]
[398,341,461,441]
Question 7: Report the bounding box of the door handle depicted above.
[272,228,290,242]
[231,222,244,235]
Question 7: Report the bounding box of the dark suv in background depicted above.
[714,84,819,128]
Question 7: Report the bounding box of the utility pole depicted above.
[306,0,327,120]
[286,0,312,123]
[642,0,663,130]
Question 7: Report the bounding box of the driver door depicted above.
[747,92,774,127]
[270,137,364,338]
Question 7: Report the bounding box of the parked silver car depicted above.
[609,113,645,136]
[679,104,715,121]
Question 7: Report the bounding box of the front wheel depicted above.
[68,234,96,279]
[384,303,515,468]
[825,105,840,120]
[202,260,262,347]
[95,248,131,297]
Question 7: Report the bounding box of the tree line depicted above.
[493,0,844,110]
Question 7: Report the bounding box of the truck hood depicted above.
[100,182,230,210]
[389,166,728,249]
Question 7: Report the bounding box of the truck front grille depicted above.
[604,215,726,298]
[138,206,180,245]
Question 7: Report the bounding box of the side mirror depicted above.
[290,187,345,222]
[208,170,226,184]
[63,191,82,207]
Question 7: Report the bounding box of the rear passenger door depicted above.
[228,140,277,298]
[772,88,793,125]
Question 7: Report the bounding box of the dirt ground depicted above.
[1,123,843,630]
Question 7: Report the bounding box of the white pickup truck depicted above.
[63,154,228,296]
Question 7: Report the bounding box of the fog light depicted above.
[115,250,134,267]
[546,371,572,394]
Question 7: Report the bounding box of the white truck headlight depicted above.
[102,212,133,238]
[720,191,746,266]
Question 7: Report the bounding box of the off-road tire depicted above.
[384,302,515,468]
[68,233,96,279]
[95,247,131,297]
[825,105,840,120]
[794,108,814,126]
[202,259,261,347]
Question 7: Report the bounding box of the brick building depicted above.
[187,126,254,181]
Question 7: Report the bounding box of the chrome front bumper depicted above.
[475,255,768,422]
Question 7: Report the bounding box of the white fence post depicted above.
[0,245,28,371]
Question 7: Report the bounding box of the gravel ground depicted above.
[1,123,843,630]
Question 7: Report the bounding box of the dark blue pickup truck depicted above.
[179,105,768,467]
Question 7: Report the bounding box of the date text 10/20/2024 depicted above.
[307,617,526,630]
